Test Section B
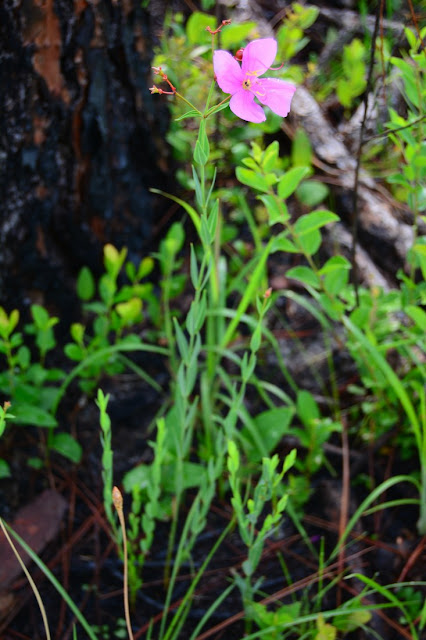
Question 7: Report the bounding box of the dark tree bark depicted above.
[0,0,171,322]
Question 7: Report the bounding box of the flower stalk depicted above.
[113,486,135,640]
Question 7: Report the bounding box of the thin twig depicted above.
[350,0,382,306]
[397,535,426,583]
[406,0,425,47]
[364,115,426,142]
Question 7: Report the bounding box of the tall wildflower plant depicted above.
[100,16,426,639]
[130,22,300,632]
[150,24,298,409]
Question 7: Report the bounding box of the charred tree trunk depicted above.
[0,0,171,321]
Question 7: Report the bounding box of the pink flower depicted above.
[213,38,296,123]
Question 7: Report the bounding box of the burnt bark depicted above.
[0,0,171,321]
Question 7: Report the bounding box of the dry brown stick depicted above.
[406,0,425,46]
[397,535,426,582]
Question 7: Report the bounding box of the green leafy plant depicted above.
[0,401,13,478]
[228,442,296,622]
[65,244,157,394]
[344,304,426,533]
[336,38,367,109]
[385,27,425,279]
[0,305,62,428]
[0,304,75,464]
[276,2,319,68]
[2,10,426,640]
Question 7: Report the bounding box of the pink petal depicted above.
[242,39,277,76]
[254,78,296,117]
[213,50,243,94]
[230,90,266,123]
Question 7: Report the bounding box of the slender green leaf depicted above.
[3,521,99,640]
[175,109,202,121]
[344,316,422,448]
[150,188,201,234]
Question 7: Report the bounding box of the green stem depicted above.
[203,79,217,115]
[237,192,263,254]
[162,269,177,373]
[206,243,221,380]
[220,238,274,349]
[161,515,235,640]
[204,95,231,118]
[175,92,201,114]
[199,163,207,214]
[113,487,135,640]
